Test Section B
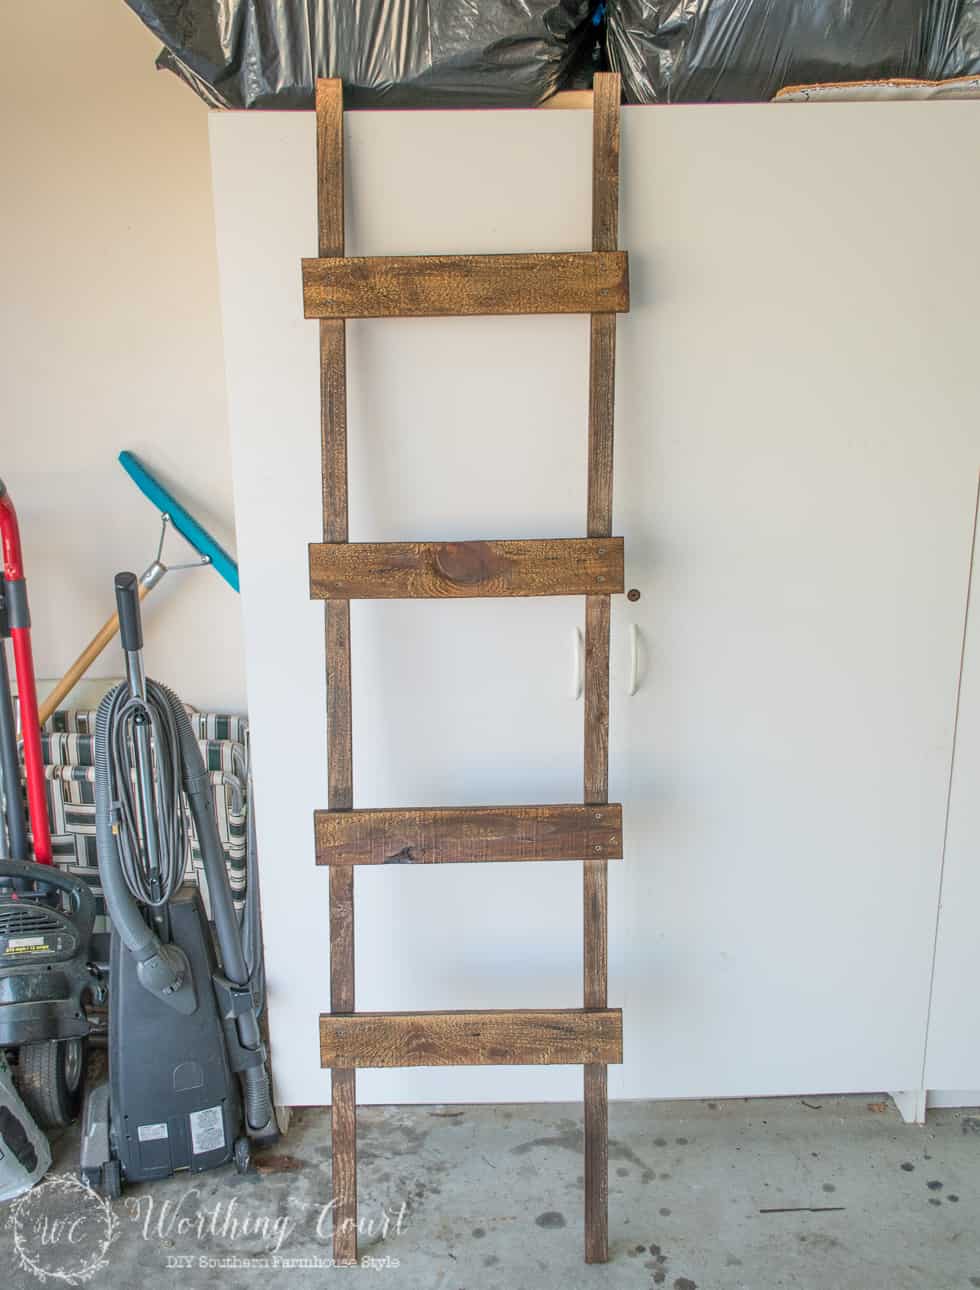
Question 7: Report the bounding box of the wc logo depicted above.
[8,1173,119,1284]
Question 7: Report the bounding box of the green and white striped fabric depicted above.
[40,731,247,780]
[32,709,249,934]
[47,708,248,744]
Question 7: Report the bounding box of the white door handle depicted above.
[571,627,583,699]
[628,622,640,696]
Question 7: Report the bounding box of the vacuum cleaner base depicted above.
[82,888,246,1192]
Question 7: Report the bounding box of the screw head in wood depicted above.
[627,588,641,602]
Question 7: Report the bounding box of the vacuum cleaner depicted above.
[80,572,275,1196]
[0,477,97,1129]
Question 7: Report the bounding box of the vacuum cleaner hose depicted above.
[95,686,175,968]
[101,684,188,908]
[159,684,272,1134]
[242,1055,273,1134]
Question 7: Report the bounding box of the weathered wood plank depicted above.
[317,80,348,548]
[302,251,629,319]
[325,606,352,812]
[587,315,617,532]
[320,1009,624,1069]
[316,78,344,261]
[591,74,621,258]
[315,76,357,1270]
[330,1067,357,1266]
[540,89,595,110]
[583,597,611,953]
[315,803,624,866]
[310,537,624,600]
[584,1064,609,1263]
[584,69,621,1267]
[583,592,612,796]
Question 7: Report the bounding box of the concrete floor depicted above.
[3,1095,978,1288]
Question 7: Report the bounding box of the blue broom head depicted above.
[118,452,240,593]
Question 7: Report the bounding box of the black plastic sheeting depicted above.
[125,0,598,109]
[605,0,980,103]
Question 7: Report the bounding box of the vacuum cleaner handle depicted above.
[0,856,96,944]
[114,572,143,653]
[37,573,158,729]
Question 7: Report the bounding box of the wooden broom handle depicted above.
[36,579,153,728]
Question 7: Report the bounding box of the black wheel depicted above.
[17,1037,86,1129]
[101,1158,122,1200]
[234,1136,251,1174]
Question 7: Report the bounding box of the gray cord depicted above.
[103,682,188,907]
[240,759,265,1018]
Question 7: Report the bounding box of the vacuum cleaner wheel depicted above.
[17,1038,86,1129]
[100,1157,122,1200]
[234,1136,251,1175]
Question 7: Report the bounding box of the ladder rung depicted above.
[309,537,624,599]
[315,804,623,866]
[302,251,629,319]
[320,1008,623,1069]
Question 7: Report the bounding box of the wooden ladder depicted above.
[304,75,629,1265]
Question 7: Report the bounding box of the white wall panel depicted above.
[1,3,244,713]
[210,104,980,1106]
[925,485,980,1091]
[612,106,980,1099]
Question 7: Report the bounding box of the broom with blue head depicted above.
[37,453,239,725]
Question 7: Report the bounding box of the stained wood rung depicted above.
[302,251,629,319]
[315,803,623,866]
[320,1008,623,1069]
[309,537,624,600]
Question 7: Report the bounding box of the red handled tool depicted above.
[0,479,53,864]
